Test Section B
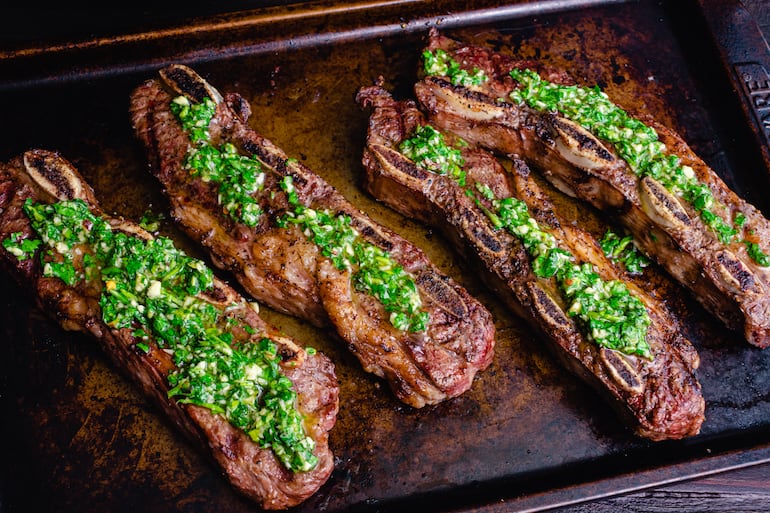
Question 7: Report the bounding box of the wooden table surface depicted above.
[556,1,770,510]
[552,463,770,513]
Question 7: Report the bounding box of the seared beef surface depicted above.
[0,150,339,510]
[415,29,770,348]
[357,84,705,441]
[130,65,495,408]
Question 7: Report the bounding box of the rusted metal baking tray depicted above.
[2,0,770,511]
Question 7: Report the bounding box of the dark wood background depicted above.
[554,463,770,512]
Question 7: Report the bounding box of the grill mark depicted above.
[355,222,394,252]
[471,223,503,253]
[416,271,468,319]
[379,145,430,180]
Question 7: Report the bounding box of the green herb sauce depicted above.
[171,96,265,227]
[138,209,164,233]
[745,239,770,267]
[3,232,41,260]
[277,176,429,333]
[400,126,653,358]
[399,125,467,185]
[422,49,488,87]
[600,230,651,275]
[508,68,770,266]
[7,198,317,472]
[171,95,429,333]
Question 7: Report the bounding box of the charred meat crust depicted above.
[357,85,704,441]
[416,29,770,348]
[129,65,495,408]
[0,151,339,510]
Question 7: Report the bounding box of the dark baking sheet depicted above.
[696,0,770,175]
[2,1,770,512]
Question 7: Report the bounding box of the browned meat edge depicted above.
[357,84,705,441]
[415,28,770,348]
[0,150,339,510]
[129,65,495,408]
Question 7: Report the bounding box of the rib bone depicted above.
[638,176,692,231]
[716,250,758,294]
[23,149,96,203]
[600,348,644,394]
[159,64,224,105]
[551,115,616,171]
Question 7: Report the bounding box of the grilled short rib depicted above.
[0,150,339,510]
[357,85,705,440]
[414,29,770,348]
[130,64,495,408]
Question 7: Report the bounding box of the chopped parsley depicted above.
[6,198,317,472]
[171,96,265,227]
[2,231,41,260]
[170,94,216,144]
[399,125,467,185]
[401,124,652,358]
[422,49,488,87]
[600,230,651,275]
[489,189,652,358]
[170,94,429,333]
[277,176,429,333]
[138,209,164,233]
[745,240,770,267]
[509,68,770,267]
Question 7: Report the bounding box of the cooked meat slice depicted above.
[414,29,770,348]
[357,84,704,440]
[130,64,495,408]
[0,149,339,510]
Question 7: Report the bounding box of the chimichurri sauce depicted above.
[171,95,430,333]
[400,115,652,358]
[508,68,770,267]
[4,198,317,472]
[277,176,429,333]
